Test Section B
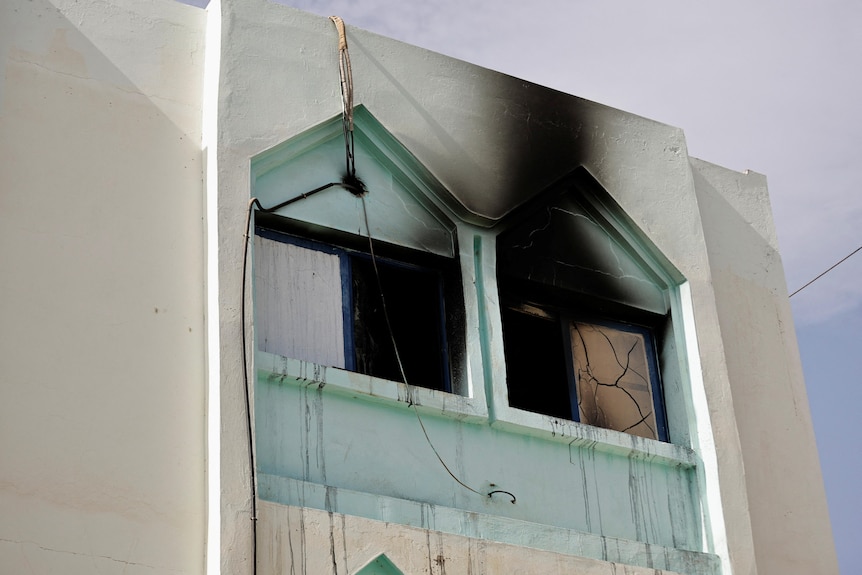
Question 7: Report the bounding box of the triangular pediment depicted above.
[497,169,682,315]
[353,553,405,575]
[251,106,456,258]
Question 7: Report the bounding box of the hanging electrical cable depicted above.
[329,15,365,196]
[327,16,514,505]
[789,244,862,298]
[240,196,259,575]
[239,179,367,575]
[359,197,516,504]
[239,24,515,570]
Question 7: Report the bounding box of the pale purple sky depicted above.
[195,1,862,570]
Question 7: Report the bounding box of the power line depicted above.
[789,245,862,298]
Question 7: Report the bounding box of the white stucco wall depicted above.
[692,159,838,574]
[0,1,207,573]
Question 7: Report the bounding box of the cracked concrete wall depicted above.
[0,1,207,573]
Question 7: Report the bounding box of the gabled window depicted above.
[250,108,467,395]
[496,170,676,442]
[254,217,464,393]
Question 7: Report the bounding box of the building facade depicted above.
[0,1,838,574]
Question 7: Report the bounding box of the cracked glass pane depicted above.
[570,322,658,440]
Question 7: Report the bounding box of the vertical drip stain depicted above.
[591,451,604,534]
[454,423,465,507]
[286,508,296,575]
[425,523,434,574]
[666,467,682,549]
[629,457,642,542]
[315,385,326,483]
[644,542,654,568]
[340,514,348,574]
[435,530,447,575]
[296,381,309,574]
[299,507,307,575]
[325,487,338,574]
[575,444,592,533]
[642,458,659,544]
[301,383,311,482]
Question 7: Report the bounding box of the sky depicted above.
[198,0,861,570]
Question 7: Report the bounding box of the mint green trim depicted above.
[250,106,458,258]
[256,350,698,466]
[355,554,405,575]
[473,235,497,423]
[568,167,686,288]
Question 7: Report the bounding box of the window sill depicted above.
[256,350,697,468]
[492,403,698,468]
[256,350,489,423]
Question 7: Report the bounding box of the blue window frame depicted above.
[501,299,669,442]
[255,226,457,393]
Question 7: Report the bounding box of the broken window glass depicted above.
[569,322,659,440]
[495,170,673,442]
[500,299,667,441]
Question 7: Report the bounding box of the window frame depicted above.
[254,224,459,394]
[500,293,670,442]
[490,168,685,445]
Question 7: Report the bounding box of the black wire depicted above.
[359,197,515,504]
[238,18,373,574]
[789,245,862,298]
[488,490,517,503]
[251,181,364,215]
[237,184,515,575]
[241,182,361,575]
[238,23,513,572]
[241,197,259,574]
[241,182,360,516]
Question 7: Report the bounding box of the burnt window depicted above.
[496,170,674,442]
[349,256,449,391]
[254,224,463,393]
[501,297,668,441]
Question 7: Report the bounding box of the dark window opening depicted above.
[501,305,573,420]
[495,170,672,442]
[500,286,669,441]
[350,256,449,391]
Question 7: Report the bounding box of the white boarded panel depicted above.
[254,236,345,368]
